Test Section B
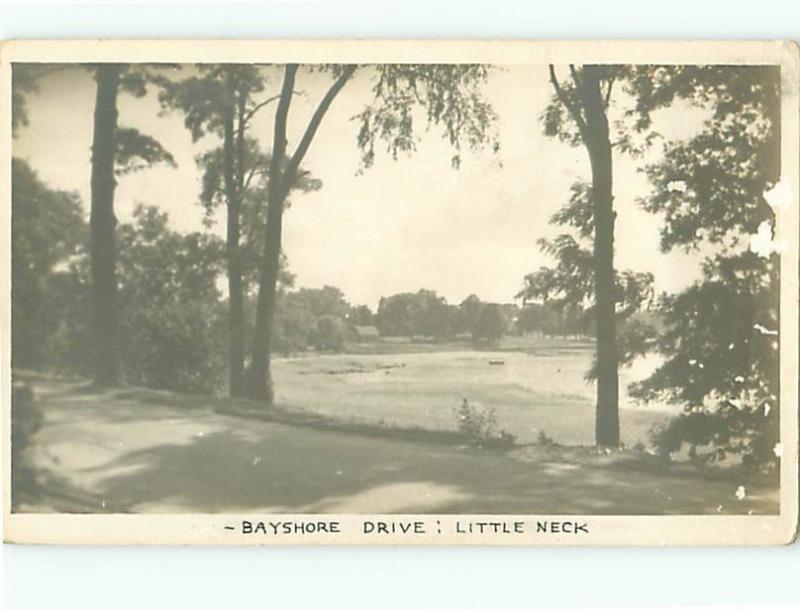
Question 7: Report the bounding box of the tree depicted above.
[374,289,455,339]
[289,286,351,318]
[11,159,86,369]
[244,65,354,401]
[245,64,498,402]
[347,304,374,326]
[272,296,315,355]
[472,303,507,344]
[310,315,347,352]
[11,65,43,136]
[457,294,484,336]
[625,66,781,470]
[89,64,175,387]
[518,183,655,365]
[375,292,418,337]
[271,286,351,355]
[11,64,77,137]
[158,66,302,396]
[412,289,451,339]
[517,303,544,336]
[89,64,122,387]
[544,65,626,446]
[115,205,227,393]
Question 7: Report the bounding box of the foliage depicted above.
[89,64,180,177]
[114,127,177,175]
[374,290,515,342]
[289,286,351,318]
[455,398,498,440]
[516,302,589,338]
[457,294,484,335]
[272,298,316,355]
[375,290,452,338]
[11,161,230,393]
[157,64,269,141]
[471,303,507,344]
[651,403,779,471]
[310,315,347,352]
[11,159,87,369]
[454,398,516,447]
[631,67,780,250]
[543,65,662,155]
[11,64,47,134]
[536,430,556,447]
[38,263,94,375]
[114,206,227,393]
[10,383,44,506]
[627,66,781,471]
[347,304,375,326]
[272,286,351,355]
[518,177,656,373]
[355,64,499,169]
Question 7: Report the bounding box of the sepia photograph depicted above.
[2,39,798,545]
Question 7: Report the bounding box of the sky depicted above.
[13,64,708,308]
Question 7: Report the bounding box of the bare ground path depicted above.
[13,378,779,515]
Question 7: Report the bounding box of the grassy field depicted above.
[270,337,678,447]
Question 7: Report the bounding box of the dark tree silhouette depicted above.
[89,65,176,387]
[545,65,622,446]
[11,159,86,369]
[89,64,122,387]
[246,64,356,401]
[625,66,782,470]
[159,66,275,397]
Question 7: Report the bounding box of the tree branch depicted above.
[281,65,357,197]
[604,75,615,108]
[267,65,299,203]
[243,164,266,190]
[242,89,306,127]
[568,64,583,89]
[243,165,258,191]
[242,94,281,126]
[549,64,588,137]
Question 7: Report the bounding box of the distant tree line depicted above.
[516,302,589,338]
[374,291,516,344]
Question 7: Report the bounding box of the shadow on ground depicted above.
[13,377,779,515]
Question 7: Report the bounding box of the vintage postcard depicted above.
[1,39,798,545]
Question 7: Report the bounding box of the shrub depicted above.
[454,399,517,447]
[536,430,555,446]
[310,314,346,352]
[121,299,227,395]
[455,398,497,439]
[11,383,43,506]
[651,401,779,473]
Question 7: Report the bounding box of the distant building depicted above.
[353,325,381,342]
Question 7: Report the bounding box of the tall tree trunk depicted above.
[223,71,245,397]
[580,66,620,447]
[245,65,298,402]
[89,64,122,387]
[245,64,355,402]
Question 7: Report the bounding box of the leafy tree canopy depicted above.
[626,66,781,470]
[355,64,499,170]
